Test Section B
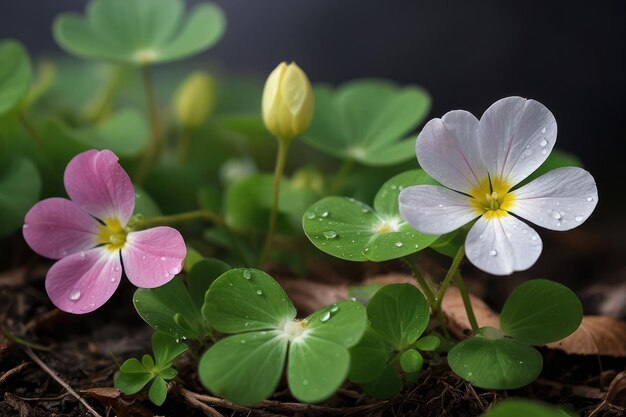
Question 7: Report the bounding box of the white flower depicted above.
[398,96,598,275]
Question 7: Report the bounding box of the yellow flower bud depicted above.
[174,72,215,129]
[262,62,314,141]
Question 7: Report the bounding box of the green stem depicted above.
[135,65,161,186]
[84,65,124,123]
[259,136,291,266]
[134,210,223,229]
[176,126,194,165]
[401,256,436,306]
[330,158,355,194]
[454,271,480,334]
[434,245,465,311]
[17,111,44,148]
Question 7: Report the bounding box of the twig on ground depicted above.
[22,346,103,417]
[0,362,30,384]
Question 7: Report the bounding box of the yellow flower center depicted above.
[97,218,128,251]
[469,177,515,219]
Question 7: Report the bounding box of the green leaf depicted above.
[500,279,583,345]
[183,247,203,272]
[481,400,574,417]
[348,327,391,383]
[287,337,349,403]
[448,336,543,389]
[0,40,32,114]
[148,376,168,406]
[305,301,367,348]
[198,330,288,405]
[303,196,437,262]
[0,156,41,237]
[133,186,161,217]
[414,335,440,352]
[114,358,153,395]
[53,0,225,65]
[360,364,402,399]
[188,258,231,310]
[134,277,205,340]
[430,225,470,258]
[202,268,296,333]
[400,349,423,373]
[367,284,429,349]
[160,367,177,380]
[89,109,148,156]
[152,333,188,369]
[303,80,430,166]
[348,284,384,305]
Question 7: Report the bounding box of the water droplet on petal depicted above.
[586,196,594,202]
[110,277,116,282]
[575,216,583,222]
[539,137,548,147]
[522,149,532,158]
[550,210,562,220]
[541,127,547,134]
[323,230,338,239]
[68,289,81,301]
[113,265,120,272]
[489,249,498,256]
[320,311,331,322]
[80,251,86,258]
[169,267,179,275]
[160,256,166,261]
[394,241,403,247]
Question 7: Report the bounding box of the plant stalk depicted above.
[454,271,480,334]
[434,245,465,311]
[330,158,355,194]
[177,126,194,165]
[17,111,44,148]
[135,64,162,186]
[258,136,291,266]
[135,210,224,229]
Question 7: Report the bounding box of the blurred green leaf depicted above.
[303,80,430,166]
[0,40,32,114]
[53,0,225,65]
[0,156,41,237]
[481,400,575,417]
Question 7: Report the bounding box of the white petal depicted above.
[416,110,487,194]
[399,185,480,235]
[465,215,543,276]
[509,167,598,231]
[479,96,557,187]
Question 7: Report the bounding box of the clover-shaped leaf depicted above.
[199,268,367,404]
[0,156,41,237]
[303,170,438,261]
[303,80,430,166]
[500,279,583,345]
[449,280,583,390]
[0,40,32,114]
[53,0,225,65]
[114,333,188,406]
[133,258,230,340]
[481,399,574,417]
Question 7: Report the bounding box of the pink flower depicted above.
[22,150,186,314]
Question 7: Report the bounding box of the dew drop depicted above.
[468,372,473,377]
[550,210,562,220]
[302,379,309,386]
[305,212,315,219]
[160,256,167,261]
[586,196,594,202]
[330,305,339,313]
[169,267,179,275]
[437,204,444,208]
[256,290,263,295]
[489,249,498,256]
[240,340,246,344]
[539,137,548,147]
[522,149,532,158]
[113,265,120,272]
[79,251,86,258]
[320,311,331,322]
[243,269,252,280]
[68,289,81,301]
[142,255,146,260]
[110,277,116,282]
[541,149,547,155]
[414,244,420,249]
[575,216,583,222]
[531,235,538,241]
[541,127,547,134]
[394,241,403,247]
[323,230,338,239]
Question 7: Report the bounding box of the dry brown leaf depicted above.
[605,370,626,408]
[278,277,348,316]
[547,315,626,357]
[440,287,500,339]
[81,387,152,417]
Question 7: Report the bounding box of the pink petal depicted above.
[121,227,186,288]
[64,149,135,225]
[23,198,101,259]
[45,247,122,314]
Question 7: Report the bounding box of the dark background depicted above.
[2,0,625,223]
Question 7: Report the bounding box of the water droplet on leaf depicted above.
[394,242,403,247]
[323,230,338,239]
[320,311,331,322]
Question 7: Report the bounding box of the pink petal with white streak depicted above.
[121,227,186,288]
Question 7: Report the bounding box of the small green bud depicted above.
[262,61,314,141]
[174,72,215,129]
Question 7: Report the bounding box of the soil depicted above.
[1,229,625,417]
